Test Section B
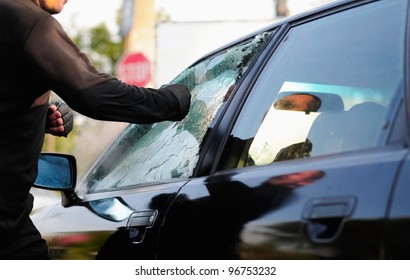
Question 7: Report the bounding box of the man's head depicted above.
[274,93,321,113]
[32,0,68,14]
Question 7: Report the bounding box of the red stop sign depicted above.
[116,53,151,87]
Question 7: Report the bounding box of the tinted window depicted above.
[80,32,272,194]
[218,0,406,170]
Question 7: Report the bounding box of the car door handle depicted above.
[126,210,158,244]
[302,196,356,243]
[127,210,157,227]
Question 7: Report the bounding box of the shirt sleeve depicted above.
[23,15,190,123]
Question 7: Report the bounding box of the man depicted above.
[0,0,191,259]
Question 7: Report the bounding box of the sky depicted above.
[54,0,123,32]
[54,0,336,34]
[55,0,273,33]
[53,0,335,85]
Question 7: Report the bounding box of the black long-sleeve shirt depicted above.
[0,0,191,215]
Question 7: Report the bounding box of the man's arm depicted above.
[26,15,191,124]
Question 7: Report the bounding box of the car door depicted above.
[157,0,409,259]
[385,151,410,259]
[32,31,274,259]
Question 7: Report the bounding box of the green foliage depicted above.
[73,23,124,74]
[42,130,77,154]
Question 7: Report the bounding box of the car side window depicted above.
[218,0,406,170]
[81,32,273,194]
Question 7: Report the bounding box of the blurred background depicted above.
[44,0,337,178]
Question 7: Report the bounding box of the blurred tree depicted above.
[73,23,124,74]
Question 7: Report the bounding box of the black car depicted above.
[32,0,410,259]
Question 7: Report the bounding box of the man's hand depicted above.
[46,102,73,137]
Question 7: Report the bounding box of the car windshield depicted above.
[80,31,273,194]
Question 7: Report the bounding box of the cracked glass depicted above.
[82,32,272,194]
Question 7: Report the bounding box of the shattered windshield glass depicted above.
[83,31,272,194]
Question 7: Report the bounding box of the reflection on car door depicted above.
[158,149,406,259]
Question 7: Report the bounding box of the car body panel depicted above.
[157,147,407,259]
[385,153,410,259]
[34,181,186,259]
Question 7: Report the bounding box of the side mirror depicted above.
[34,153,77,191]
